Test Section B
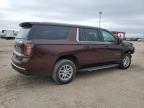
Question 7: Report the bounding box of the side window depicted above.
[101,30,116,42]
[33,25,70,40]
[79,28,99,41]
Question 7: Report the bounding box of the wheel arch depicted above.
[55,55,79,68]
[123,50,133,57]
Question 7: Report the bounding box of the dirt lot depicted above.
[0,38,144,108]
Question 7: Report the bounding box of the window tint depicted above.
[33,25,70,40]
[101,30,116,42]
[16,28,31,39]
[79,28,99,41]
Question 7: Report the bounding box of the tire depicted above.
[52,59,76,84]
[119,53,131,69]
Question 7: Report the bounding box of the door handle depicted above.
[84,45,90,49]
[105,45,110,48]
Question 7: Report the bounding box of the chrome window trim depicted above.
[76,27,79,42]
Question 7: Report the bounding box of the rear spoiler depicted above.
[19,22,34,28]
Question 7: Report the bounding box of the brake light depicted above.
[24,40,33,56]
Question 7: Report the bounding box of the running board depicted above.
[78,64,119,72]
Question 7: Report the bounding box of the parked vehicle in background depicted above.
[126,38,139,41]
[11,22,135,84]
[0,30,5,38]
[138,38,144,42]
[0,30,2,38]
[14,31,19,37]
[2,30,18,39]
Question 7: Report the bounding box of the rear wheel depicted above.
[119,53,131,69]
[52,59,76,84]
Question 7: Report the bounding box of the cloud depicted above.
[0,0,144,37]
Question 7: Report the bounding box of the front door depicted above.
[76,28,105,66]
[99,30,123,62]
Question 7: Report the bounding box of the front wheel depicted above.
[52,59,76,84]
[119,53,131,69]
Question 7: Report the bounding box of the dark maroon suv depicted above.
[11,22,135,84]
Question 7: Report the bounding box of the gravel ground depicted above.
[0,38,144,108]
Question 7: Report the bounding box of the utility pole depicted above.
[99,11,102,28]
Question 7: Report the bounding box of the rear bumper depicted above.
[11,61,32,75]
[11,51,51,76]
[11,61,25,71]
[11,60,50,76]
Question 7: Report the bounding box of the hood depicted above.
[122,41,133,46]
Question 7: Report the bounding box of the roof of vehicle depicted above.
[19,22,107,30]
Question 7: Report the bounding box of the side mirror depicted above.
[117,37,122,44]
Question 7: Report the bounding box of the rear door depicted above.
[99,30,123,62]
[77,28,105,66]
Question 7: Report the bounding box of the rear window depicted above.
[32,25,70,40]
[16,28,31,38]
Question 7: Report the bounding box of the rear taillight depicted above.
[24,40,33,56]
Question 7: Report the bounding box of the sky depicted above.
[0,0,144,37]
